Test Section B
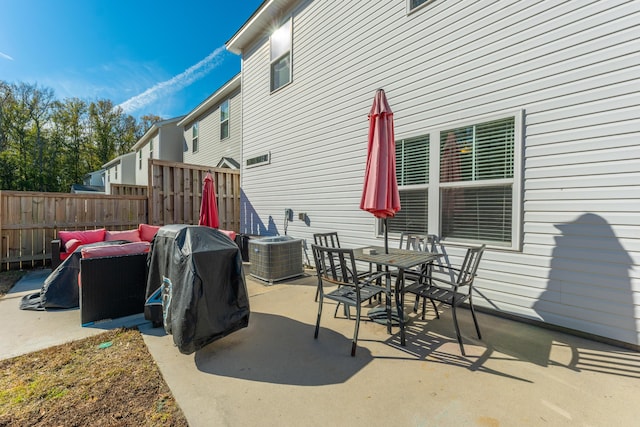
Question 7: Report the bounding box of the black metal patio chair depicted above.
[403,244,485,356]
[311,244,389,357]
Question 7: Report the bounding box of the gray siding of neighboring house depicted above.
[237,0,640,345]
[105,152,137,194]
[158,124,185,162]
[135,135,155,187]
[120,152,136,186]
[135,123,184,186]
[183,88,242,167]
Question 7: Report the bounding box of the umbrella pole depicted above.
[384,218,389,254]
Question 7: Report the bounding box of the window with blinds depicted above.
[439,117,515,244]
[387,135,429,234]
[385,115,519,248]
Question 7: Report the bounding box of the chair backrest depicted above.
[399,232,438,252]
[311,244,359,286]
[456,244,485,287]
[313,232,341,248]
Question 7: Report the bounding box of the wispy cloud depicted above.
[0,51,14,61]
[117,45,227,114]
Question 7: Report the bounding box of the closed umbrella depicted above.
[199,172,220,228]
[360,89,401,253]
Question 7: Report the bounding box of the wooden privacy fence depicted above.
[0,161,241,270]
[110,184,148,197]
[0,191,147,271]
[148,159,240,232]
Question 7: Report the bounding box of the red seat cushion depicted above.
[105,229,142,242]
[219,229,237,241]
[80,242,151,259]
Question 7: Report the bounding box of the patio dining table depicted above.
[353,246,443,346]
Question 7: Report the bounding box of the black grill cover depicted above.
[145,225,250,354]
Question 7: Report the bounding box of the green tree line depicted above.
[0,80,161,192]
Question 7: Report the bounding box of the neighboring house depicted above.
[178,74,242,169]
[71,169,105,193]
[83,169,105,188]
[103,152,136,194]
[132,116,185,186]
[227,1,640,347]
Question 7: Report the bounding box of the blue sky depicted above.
[0,0,264,120]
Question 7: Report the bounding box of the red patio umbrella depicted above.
[199,172,220,228]
[360,89,401,253]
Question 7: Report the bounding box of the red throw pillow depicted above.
[64,238,83,254]
[80,242,150,259]
[138,224,161,242]
[58,228,106,246]
[105,229,142,242]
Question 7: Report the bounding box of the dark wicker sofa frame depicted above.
[50,239,64,270]
[79,253,148,325]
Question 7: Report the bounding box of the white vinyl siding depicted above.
[182,88,242,167]
[238,0,640,346]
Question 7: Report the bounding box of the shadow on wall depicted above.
[534,213,635,346]
[240,189,279,236]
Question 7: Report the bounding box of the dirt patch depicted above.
[0,270,188,425]
[0,328,188,426]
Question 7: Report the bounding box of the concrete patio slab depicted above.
[0,269,149,360]
[2,269,639,426]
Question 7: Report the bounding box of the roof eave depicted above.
[226,0,295,55]
[177,74,241,127]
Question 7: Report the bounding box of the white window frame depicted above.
[387,110,523,251]
[270,17,292,92]
[149,139,153,159]
[192,122,199,153]
[138,151,142,169]
[220,100,229,140]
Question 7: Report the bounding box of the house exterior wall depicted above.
[236,0,640,346]
[104,163,119,194]
[135,134,155,187]
[105,152,137,193]
[183,87,242,167]
[120,152,136,186]
[158,124,185,162]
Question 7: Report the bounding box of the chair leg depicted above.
[412,294,420,313]
[430,299,439,318]
[314,296,323,339]
[351,305,361,357]
[469,298,482,339]
[451,304,465,356]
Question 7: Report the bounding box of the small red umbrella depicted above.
[360,89,401,253]
[199,172,220,228]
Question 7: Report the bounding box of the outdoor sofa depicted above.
[50,224,160,270]
[78,242,151,325]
